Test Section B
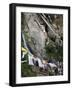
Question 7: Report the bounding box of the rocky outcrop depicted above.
[21,12,63,60]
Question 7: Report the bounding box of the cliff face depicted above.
[21,12,63,61]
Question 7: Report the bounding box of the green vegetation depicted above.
[45,40,63,61]
[21,62,37,77]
